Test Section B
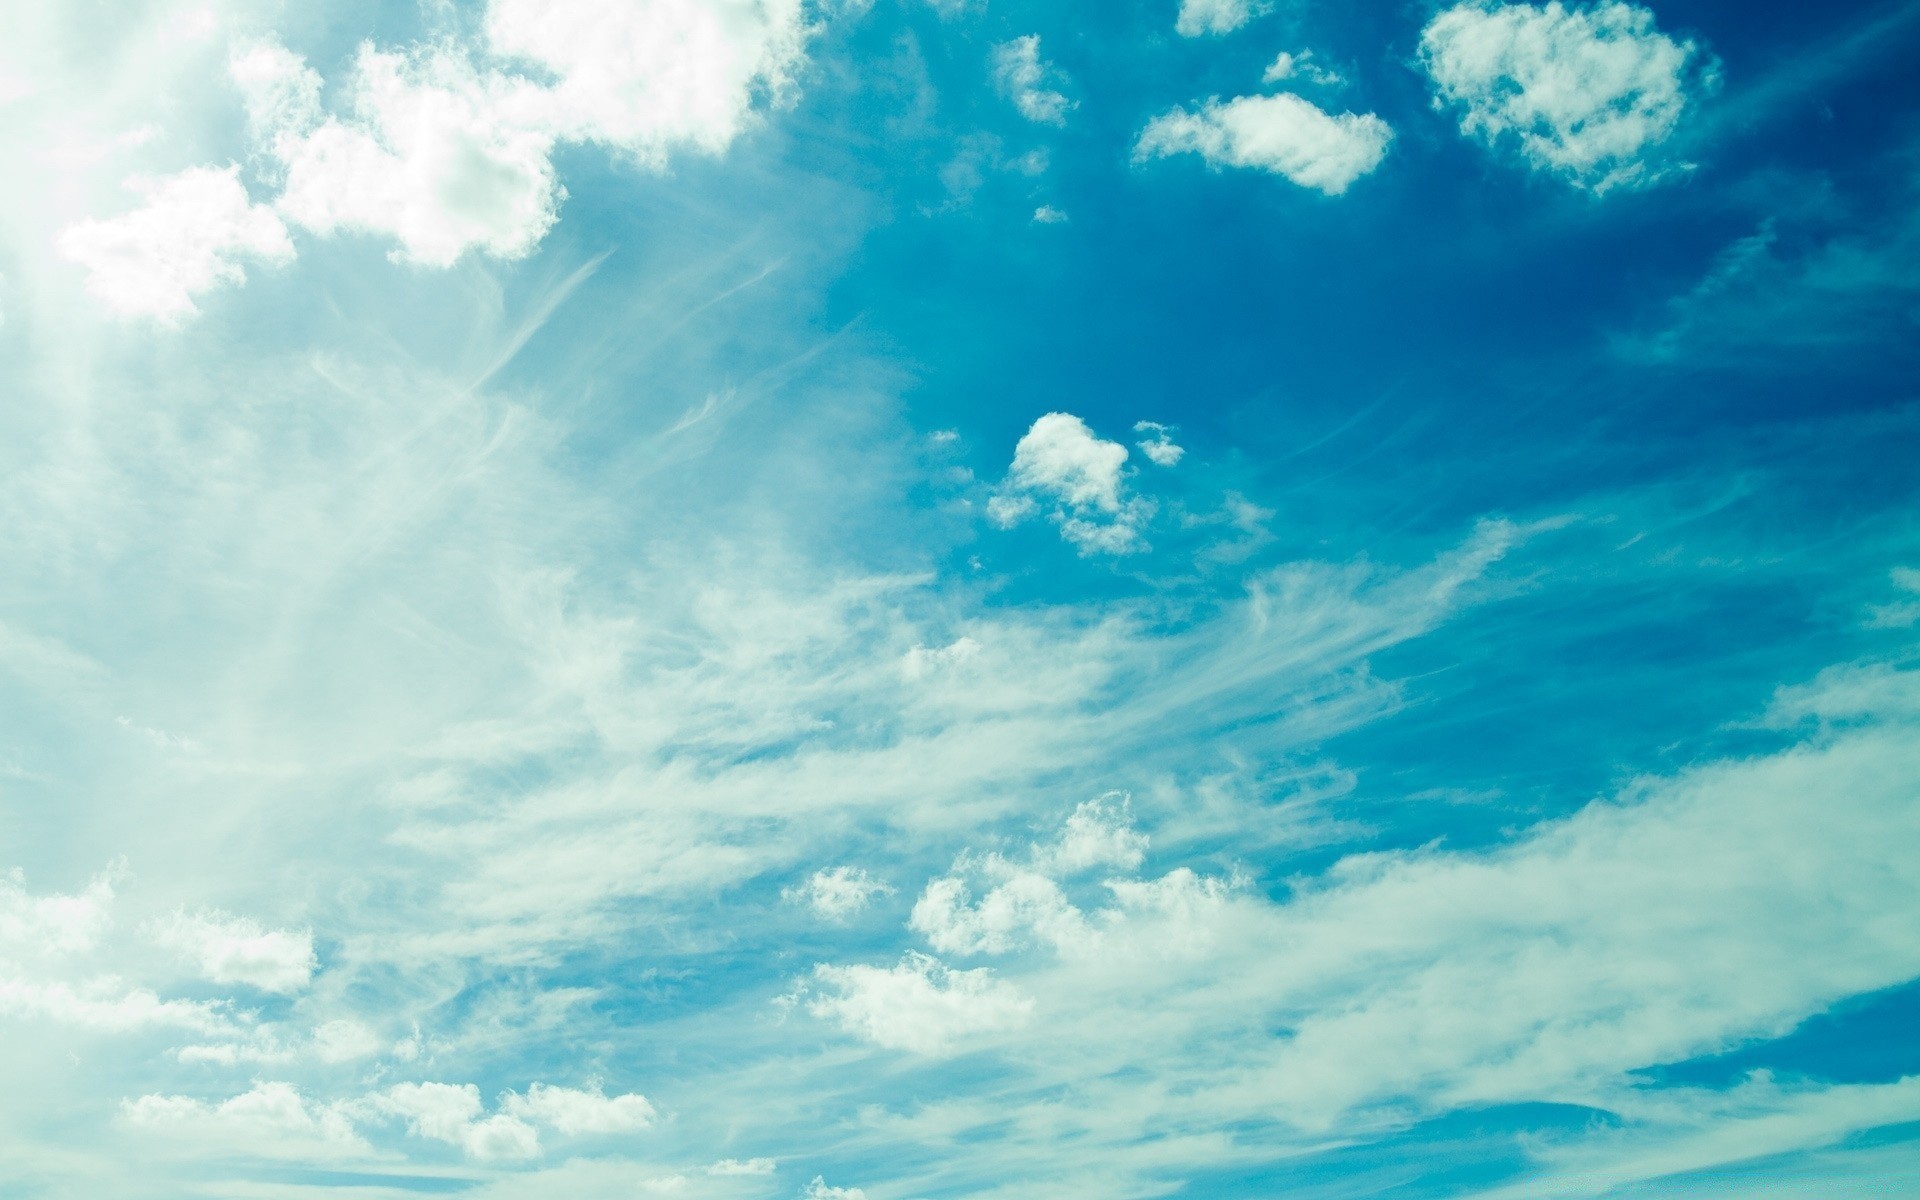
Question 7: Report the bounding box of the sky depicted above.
[1,0,1918,1196]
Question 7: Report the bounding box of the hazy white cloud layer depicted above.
[1420,1,1712,191]
[3,1,1914,1198]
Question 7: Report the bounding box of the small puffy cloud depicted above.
[502,1082,655,1134]
[1177,0,1270,37]
[804,1179,868,1200]
[991,412,1153,555]
[375,1082,542,1160]
[1419,1,1712,191]
[785,866,895,921]
[992,36,1072,126]
[152,910,316,994]
[1264,49,1344,87]
[912,871,1088,956]
[710,1157,777,1175]
[121,1083,371,1160]
[1136,93,1392,195]
[1132,421,1185,466]
[807,951,1033,1054]
[55,167,294,322]
[1032,204,1069,224]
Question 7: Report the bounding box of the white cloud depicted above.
[709,1157,777,1175]
[1419,1,1712,191]
[482,0,813,164]
[1037,794,1150,875]
[1032,204,1069,224]
[312,1019,383,1063]
[245,44,564,268]
[502,1082,655,1134]
[0,867,116,955]
[803,1179,868,1200]
[1263,49,1343,87]
[375,1082,543,1160]
[152,910,316,994]
[1132,421,1185,467]
[1176,0,1270,38]
[1135,93,1392,195]
[992,412,1154,555]
[991,36,1072,126]
[121,1082,371,1160]
[786,866,895,920]
[0,977,232,1034]
[807,951,1033,1054]
[54,166,293,321]
[912,870,1088,956]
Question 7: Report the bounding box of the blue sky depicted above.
[1,0,1918,1196]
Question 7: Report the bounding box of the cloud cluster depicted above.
[786,866,895,920]
[151,910,316,994]
[1136,93,1393,194]
[60,0,822,317]
[1419,0,1712,191]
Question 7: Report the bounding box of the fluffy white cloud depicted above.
[1419,1,1711,191]
[1135,93,1392,194]
[121,1083,371,1160]
[0,977,232,1034]
[786,866,894,920]
[54,166,293,321]
[1176,0,1270,37]
[484,0,812,163]
[1036,794,1150,875]
[709,1157,777,1175]
[807,951,1033,1054]
[992,36,1072,125]
[913,871,1087,956]
[376,1082,542,1160]
[502,1082,655,1134]
[241,44,564,268]
[803,1179,868,1200]
[152,910,316,994]
[990,412,1153,555]
[1132,421,1185,467]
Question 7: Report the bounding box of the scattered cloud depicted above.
[1132,421,1185,466]
[1176,0,1271,38]
[1263,49,1344,87]
[501,1082,655,1135]
[992,36,1073,125]
[1136,93,1392,194]
[786,866,895,921]
[121,1083,372,1160]
[1419,1,1715,192]
[374,1082,542,1161]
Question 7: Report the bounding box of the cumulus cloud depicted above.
[0,868,116,955]
[990,412,1153,555]
[807,951,1033,1054]
[1132,421,1185,467]
[803,1179,868,1200]
[501,1082,655,1134]
[121,1083,371,1160]
[785,866,895,921]
[992,36,1072,125]
[54,166,293,321]
[1176,0,1270,38]
[1135,93,1393,194]
[482,0,812,163]
[1419,1,1713,191]
[152,910,316,994]
[240,43,564,267]
[375,1082,541,1161]
[0,977,233,1034]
